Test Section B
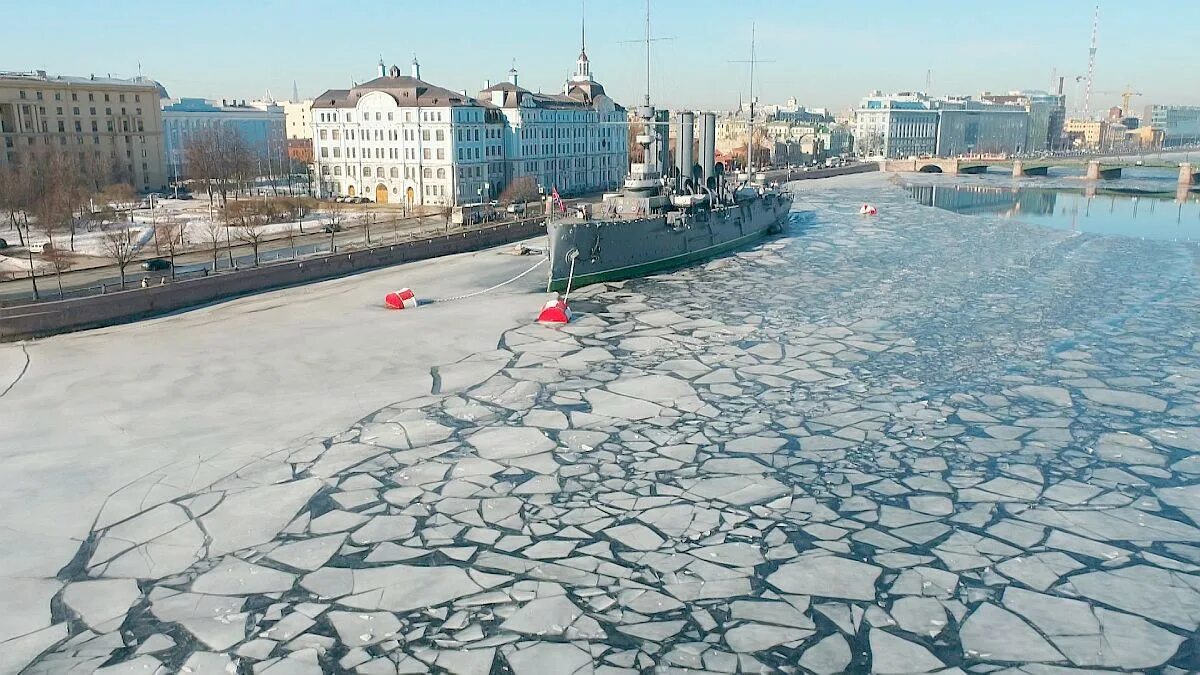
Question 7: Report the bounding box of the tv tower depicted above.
[1083,4,1099,117]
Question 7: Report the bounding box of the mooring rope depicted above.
[430,256,548,303]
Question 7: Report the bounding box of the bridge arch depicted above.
[918,164,943,174]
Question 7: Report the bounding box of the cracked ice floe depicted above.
[29,178,1200,673]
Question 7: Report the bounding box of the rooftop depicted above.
[0,69,165,94]
[313,74,477,109]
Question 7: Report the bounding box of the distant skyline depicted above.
[7,0,1200,114]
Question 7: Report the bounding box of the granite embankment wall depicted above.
[0,220,544,341]
[767,161,879,182]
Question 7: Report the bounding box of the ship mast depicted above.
[643,0,651,108]
[748,23,755,171]
[730,23,771,173]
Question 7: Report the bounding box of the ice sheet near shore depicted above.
[4,173,1199,673]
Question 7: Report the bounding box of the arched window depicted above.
[423,167,432,179]
[363,167,372,177]
[333,166,342,175]
[436,168,446,179]
[390,167,399,178]
[377,167,385,178]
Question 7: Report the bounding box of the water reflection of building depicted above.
[908,184,1057,216]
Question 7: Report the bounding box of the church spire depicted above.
[574,0,591,81]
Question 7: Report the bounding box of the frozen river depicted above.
[2,173,1198,673]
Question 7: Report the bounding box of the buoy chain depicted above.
[431,257,548,303]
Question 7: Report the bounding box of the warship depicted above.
[545,15,793,292]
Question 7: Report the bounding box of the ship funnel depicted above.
[701,112,717,186]
[655,110,671,181]
[677,112,695,192]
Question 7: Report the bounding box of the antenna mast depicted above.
[729,24,772,172]
[643,0,651,107]
[1083,4,1099,117]
[748,23,755,171]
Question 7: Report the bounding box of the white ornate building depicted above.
[311,39,627,206]
[311,58,503,206]
[479,37,628,197]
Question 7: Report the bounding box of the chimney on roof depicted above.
[485,79,491,89]
[411,55,421,80]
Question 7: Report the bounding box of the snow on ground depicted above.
[0,255,51,273]
[17,225,154,258]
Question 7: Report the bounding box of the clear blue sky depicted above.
[7,0,1198,113]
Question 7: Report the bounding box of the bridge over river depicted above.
[883,156,1198,184]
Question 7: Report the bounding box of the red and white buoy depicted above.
[859,203,878,216]
[384,288,418,310]
[536,297,572,325]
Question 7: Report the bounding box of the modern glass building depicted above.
[853,92,1034,159]
[1145,105,1200,147]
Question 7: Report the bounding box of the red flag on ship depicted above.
[551,186,565,213]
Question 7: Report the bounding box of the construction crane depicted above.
[1095,86,1143,116]
[1083,4,1099,116]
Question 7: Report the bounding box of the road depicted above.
[0,208,563,305]
[0,191,607,305]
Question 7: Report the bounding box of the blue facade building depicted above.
[161,98,286,180]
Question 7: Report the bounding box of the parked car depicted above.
[506,203,526,214]
[29,242,50,254]
[322,223,342,233]
[141,258,172,271]
[0,238,7,249]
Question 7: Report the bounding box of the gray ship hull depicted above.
[546,193,793,291]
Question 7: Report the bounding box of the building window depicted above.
[436,130,444,141]
[436,148,444,159]
[389,167,399,178]
[363,167,371,177]
[423,148,431,160]
[423,167,432,179]
[422,129,430,141]
[334,166,342,175]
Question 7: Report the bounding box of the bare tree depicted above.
[0,165,40,298]
[185,125,255,219]
[226,200,270,266]
[99,219,139,289]
[100,183,138,226]
[201,217,224,272]
[27,151,82,299]
[325,199,345,253]
[498,176,539,205]
[154,218,183,279]
[357,202,374,245]
[0,165,28,247]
